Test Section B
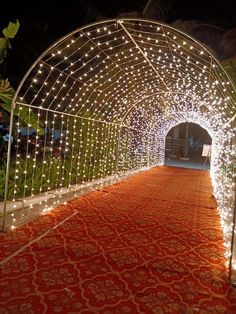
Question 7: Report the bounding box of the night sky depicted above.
[3,0,235,27]
[1,0,235,87]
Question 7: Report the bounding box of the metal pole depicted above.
[229,119,236,284]
[229,188,236,285]
[1,106,15,231]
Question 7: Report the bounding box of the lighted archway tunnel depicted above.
[2,19,236,280]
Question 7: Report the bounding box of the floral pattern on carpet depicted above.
[0,166,235,313]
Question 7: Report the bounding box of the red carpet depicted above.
[0,166,236,313]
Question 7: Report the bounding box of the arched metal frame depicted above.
[2,18,236,281]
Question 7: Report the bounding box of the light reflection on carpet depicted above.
[0,166,235,313]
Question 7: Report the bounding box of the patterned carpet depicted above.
[0,166,236,313]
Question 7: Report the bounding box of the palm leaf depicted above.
[2,20,20,39]
[0,79,44,135]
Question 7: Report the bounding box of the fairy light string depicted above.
[4,19,235,275]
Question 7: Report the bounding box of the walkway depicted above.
[165,153,210,170]
[0,166,235,313]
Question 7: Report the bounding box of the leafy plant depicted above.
[0,20,20,119]
[0,19,44,134]
[0,20,20,64]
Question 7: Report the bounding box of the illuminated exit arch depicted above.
[162,115,215,165]
[4,18,236,280]
[163,121,212,166]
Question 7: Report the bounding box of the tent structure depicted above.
[2,19,236,281]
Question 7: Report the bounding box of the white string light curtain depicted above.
[2,19,236,277]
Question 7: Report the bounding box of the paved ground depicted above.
[0,166,235,313]
[165,153,210,170]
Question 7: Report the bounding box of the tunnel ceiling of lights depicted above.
[19,19,235,123]
[4,19,236,275]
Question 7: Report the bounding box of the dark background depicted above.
[1,0,236,88]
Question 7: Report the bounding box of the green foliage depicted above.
[0,19,19,63]
[0,79,14,104]
[0,19,44,135]
[0,37,7,63]
[2,20,20,39]
[0,116,119,201]
[0,20,18,117]
[0,79,44,134]
[0,154,112,201]
[0,167,6,200]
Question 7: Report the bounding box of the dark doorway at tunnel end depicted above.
[164,122,212,170]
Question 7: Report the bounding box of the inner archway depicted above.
[165,122,212,169]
